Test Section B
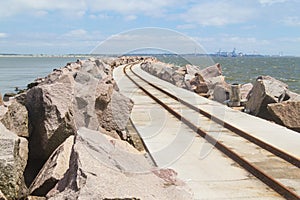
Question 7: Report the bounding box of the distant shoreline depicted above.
[0,53,298,58]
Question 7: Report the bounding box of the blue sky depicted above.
[1,0,300,56]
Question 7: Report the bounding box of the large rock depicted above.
[26,74,76,161]
[0,96,29,137]
[24,58,135,185]
[267,101,300,132]
[0,123,28,200]
[213,85,229,103]
[96,89,134,133]
[245,76,289,119]
[46,127,192,200]
[199,63,222,81]
[29,136,74,196]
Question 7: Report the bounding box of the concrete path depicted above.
[114,64,285,199]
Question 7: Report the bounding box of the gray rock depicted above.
[245,76,289,119]
[29,136,74,196]
[47,127,192,200]
[267,101,300,132]
[0,123,28,200]
[213,85,229,103]
[0,98,29,137]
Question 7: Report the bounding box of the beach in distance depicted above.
[0,55,299,94]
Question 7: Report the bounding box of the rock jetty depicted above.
[141,60,300,132]
[0,56,192,200]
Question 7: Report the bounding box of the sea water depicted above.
[0,56,83,94]
[157,55,300,94]
[0,56,299,95]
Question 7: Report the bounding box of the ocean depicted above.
[0,56,299,95]
[0,56,84,95]
[157,55,300,94]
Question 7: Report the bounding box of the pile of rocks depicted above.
[141,60,299,132]
[245,76,300,132]
[141,60,252,104]
[0,56,191,199]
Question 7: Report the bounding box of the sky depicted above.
[1,0,300,56]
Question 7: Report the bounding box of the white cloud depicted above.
[258,0,288,6]
[0,0,87,18]
[64,29,88,38]
[282,16,300,26]
[0,0,178,19]
[125,15,137,21]
[176,24,196,30]
[181,2,254,26]
[0,33,8,38]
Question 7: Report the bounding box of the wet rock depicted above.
[267,101,300,132]
[29,136,74,196]
[3,93,15,102]
[47,127,192,200]
[245,76,289,119]
[0,123,28,200]
[0,97,29,137]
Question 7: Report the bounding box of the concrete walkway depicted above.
[114,64,285,199]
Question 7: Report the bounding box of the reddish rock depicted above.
[0,97,29,138]
[199,63,222,81]
[190,73,208,94]
[29,136,74,196]
[267,101,300,132]
[46,127,192,200]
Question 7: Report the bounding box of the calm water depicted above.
[0,56,299,95]
[157,55,300,93]
[0,56,83,94]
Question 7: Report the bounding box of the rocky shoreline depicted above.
[141,60,300,132]
[0,56,299,199]
[0,56,192,200]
